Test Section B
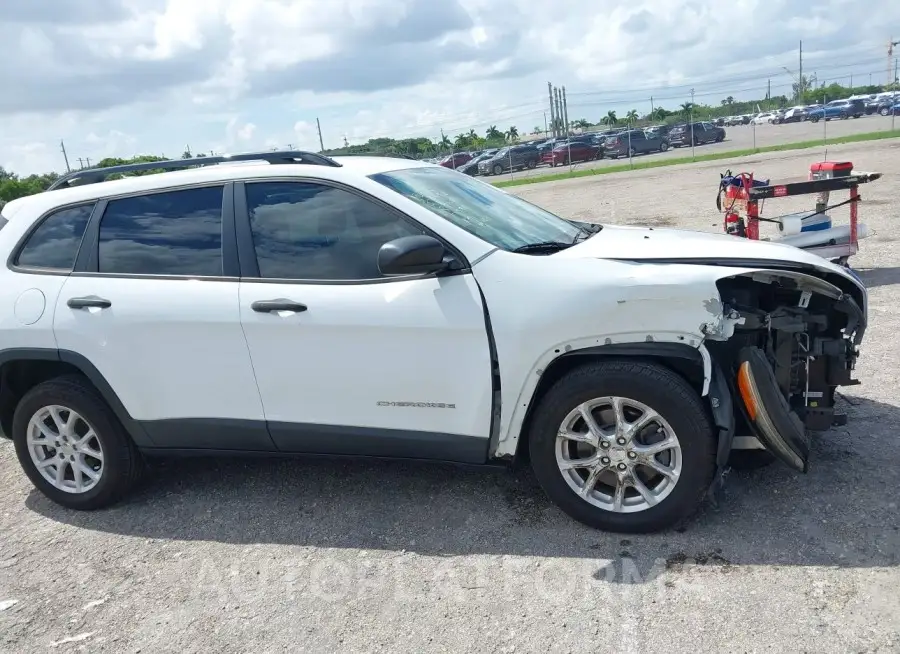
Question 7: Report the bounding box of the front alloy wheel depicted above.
[555,397,681,513]
[528,360,716,533]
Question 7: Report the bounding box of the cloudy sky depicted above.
[2,0,898,174]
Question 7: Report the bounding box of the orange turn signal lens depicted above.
[737,361,759,421]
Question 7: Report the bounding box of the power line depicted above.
[567,54,886,98]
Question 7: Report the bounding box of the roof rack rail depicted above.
[47,150,342,191]
[326,152,418,160]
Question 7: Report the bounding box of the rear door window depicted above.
[97,186,224,276]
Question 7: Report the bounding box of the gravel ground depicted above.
[1,139,900,653]
[488,113,898,183]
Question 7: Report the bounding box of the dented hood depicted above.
[555,224,861,286]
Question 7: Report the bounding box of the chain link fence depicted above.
[316,79,898,184]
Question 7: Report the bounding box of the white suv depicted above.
[0,151,867,533]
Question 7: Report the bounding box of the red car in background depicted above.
[439,153,473,169]
[542,141,601,166]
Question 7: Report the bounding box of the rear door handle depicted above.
[251,299,308,314]
[67,296,112,310]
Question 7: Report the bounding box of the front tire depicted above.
[492,164,503,175]
[12,375,143,510]
[528,360,716,533]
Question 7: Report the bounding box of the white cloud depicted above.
[0,0,898,173]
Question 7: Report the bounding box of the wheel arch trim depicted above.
[0,348,155,447]
[493,336,710,460]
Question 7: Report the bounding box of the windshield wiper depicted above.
[512,241,573,253]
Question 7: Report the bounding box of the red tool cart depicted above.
[718,161,881,266]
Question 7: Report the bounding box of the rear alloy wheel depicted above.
[12,375,143,510]
[659,142,668,152]
[528,361,716,533]
[881,107,890,116]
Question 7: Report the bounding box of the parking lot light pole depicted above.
[690,88,695,160]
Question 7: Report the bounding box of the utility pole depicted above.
[553,86,566,138]
[888,38,899,85]
[60,140,71,173]
[561,86,570,137]
[650,96,654,119]
[315,118,325,152]
[77,157,84,169]
[766,79,771,100]
[547,82,557,138]
[543,112,548,136]
[552,87,559,137]
[798,40,803,99]
[85,157,91,168]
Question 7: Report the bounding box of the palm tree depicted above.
[454,133,468,149]
[653,106,670,120]
[486,125,503,140]
[571,118,591,130]
[534,125,543,134]
[680,102,694,118]
[439,134,452,149]
[625,109,639,124]
[467,129,478,141]
[505,126,519,141]
[601,111,618,126]
[721,96,734,106]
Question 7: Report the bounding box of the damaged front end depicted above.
[703,267,866,472]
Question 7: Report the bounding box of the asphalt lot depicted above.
[487,113,899,184]
[1,139,899,653]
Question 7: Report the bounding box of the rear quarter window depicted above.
[0,215,7,231]
[14,204,94,271]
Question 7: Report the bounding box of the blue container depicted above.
[801,213,832,232]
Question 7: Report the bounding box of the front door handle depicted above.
[67,296,112,310]
[251,299,308,314]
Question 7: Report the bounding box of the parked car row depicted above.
[719,91,899,126]
[433,122,728,177]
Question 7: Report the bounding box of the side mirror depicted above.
[377,235,449,276]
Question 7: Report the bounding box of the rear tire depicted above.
[12,375,143,510]
[528,360,716,533]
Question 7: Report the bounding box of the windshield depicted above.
[371,166,583,250]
